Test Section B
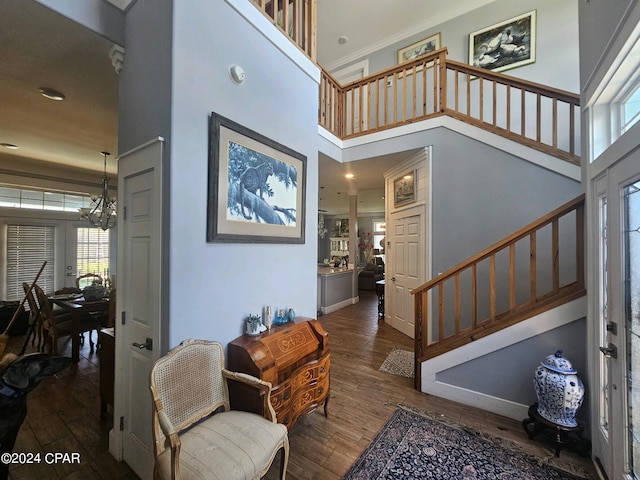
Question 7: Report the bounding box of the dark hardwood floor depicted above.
[5,290,597,479]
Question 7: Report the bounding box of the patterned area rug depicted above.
[343,406,589,480]
[378,347,414,378]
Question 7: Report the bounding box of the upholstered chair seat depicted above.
[150,339,289,480]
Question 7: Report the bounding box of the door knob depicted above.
[599,344,617,359]
[133,338,153,351]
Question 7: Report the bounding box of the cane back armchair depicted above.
[149,339,289,480]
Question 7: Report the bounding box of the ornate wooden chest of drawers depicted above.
[227,317,329,430]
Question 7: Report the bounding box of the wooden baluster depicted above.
[536,93,542,143]
[552,219,560,293]
[393,71,398,124]
[402,67,407,121]
[489,254,496,321]
[472,263,478,329]
[571,102,576,156]
[421,59,429,116]
[439,52,447,113]
[453,68,459,113]
[350,88,355,135]
[521,89,526,138]
[492,80,497,127]
[412,65,417,118]
[454,273,461,335]
[552,97,558,149]
[530,231,537,303]
[375,78,380,129]
[506,84,511,132]
[509,243,516,311]
[466,72,471,116]
[479,77,484,123]
[438,283,444,342]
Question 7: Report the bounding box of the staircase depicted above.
[411,194,585,387]
[252,0,587,419]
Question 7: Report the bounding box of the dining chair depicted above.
[22,282,44,351]
[33,284,74,355]
[149,339,289,480]
[76,273,103,290]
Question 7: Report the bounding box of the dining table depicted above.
[49,293,109,363]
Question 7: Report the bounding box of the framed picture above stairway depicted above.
[469,10,536,73]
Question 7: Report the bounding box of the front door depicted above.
[115,139,164,479]
[592,151,640,480]
[389,213,421,338]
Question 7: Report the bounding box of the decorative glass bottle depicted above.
[533,350,585,427]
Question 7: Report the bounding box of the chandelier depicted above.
[79,151,117,230]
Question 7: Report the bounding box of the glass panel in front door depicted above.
[625,180,640,479]
[600,196,611,439]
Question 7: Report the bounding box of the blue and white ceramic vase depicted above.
[533,350,584,427]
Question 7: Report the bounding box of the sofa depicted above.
[358,258,384,290]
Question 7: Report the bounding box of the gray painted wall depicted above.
[120,0,320,349]
[431,128,581,274]
[437,318,589,421]
[332,0,580,94]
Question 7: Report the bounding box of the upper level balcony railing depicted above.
[247,0,579,164]
[251,0,317,62]
[319,48,581,164]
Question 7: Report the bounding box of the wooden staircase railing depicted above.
[251,0,317,62]
[411,194,586,388]
[319,48,581,164]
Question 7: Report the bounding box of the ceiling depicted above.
[0,0,485,213]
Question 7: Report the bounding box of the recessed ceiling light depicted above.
[338,36,349,45]
[39,87,65,101]
[345,173,354,179]
[0,143,18,149]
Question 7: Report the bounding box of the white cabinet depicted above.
[329,237,349,257]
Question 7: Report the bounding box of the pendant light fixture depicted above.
[79,151,117,230]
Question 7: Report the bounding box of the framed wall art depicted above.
[393,171,416,208]
[207,112,306,243]
[469,10,536,73]
[398,33,442,64]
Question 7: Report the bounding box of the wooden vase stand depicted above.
[522,403,590,458]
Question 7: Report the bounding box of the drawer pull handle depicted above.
[284,391,290,400]
[318,387,324,394]
[320,367,326,373]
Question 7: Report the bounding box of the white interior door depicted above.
[592,152,640,480]
[389,214,421,338]
[114,139,164,479]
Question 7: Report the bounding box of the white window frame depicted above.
[76,227,111,280]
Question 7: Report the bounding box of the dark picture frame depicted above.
[469,10,536,73]
[393,171,416,208]
[207,112,306,243]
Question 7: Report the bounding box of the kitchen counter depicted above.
[317,266,357,314]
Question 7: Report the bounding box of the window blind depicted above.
[6,224,55,300]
